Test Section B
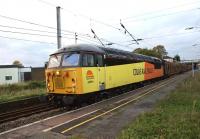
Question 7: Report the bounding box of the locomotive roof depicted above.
[52,44,162,63]
[52,44,105,54]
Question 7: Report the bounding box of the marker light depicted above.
[56,71,60,75]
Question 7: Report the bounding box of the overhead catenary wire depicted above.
[0,35,56,45]
[77,35,100,44]
[122,0,200,20]
[36,0,200,43]
[76,32,135,49]
[36,0,200,48]
[37,0,57,7]
[0,23,94,42]
[37,0,200,32]
[126,30,200,43]
[143,30,200,40]
[61,8,140,42]
[0,24,56,34]
[0,13,99,41]
[0,24,113,46]
[0,14,75,34]
[0,29,56,38]
[1,1,198,53]
[0,11,195,50]
[36,0,122,31]
[76,31,135,49]
[133,30,200,49]
[13,1,200,36]
[99,37,134,49]
[77,38,100,45]
[122,8,200,23]
[61,8,122,31]
[0,24,72,36]
[0,29,77,41]
[71,32,100,45]
[119,29,200,44]
[60,5,142,41]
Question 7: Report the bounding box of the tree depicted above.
[153,45,168,59]
[12,60,23,67]
[133,48,160,58]
[133,48,142,53]
[174,54,181,61]
[133,45,168,59]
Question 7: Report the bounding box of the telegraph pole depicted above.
[56,6,61,49]
[75,32,77,44]
[192,62,194,77]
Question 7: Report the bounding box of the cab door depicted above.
[96,54,105,91]
[82,53,98,93]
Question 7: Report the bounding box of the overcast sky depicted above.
[0,0,200,67]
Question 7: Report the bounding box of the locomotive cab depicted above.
[46,52,80,94]
[45,47,106,98]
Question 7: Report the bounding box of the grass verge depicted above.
[0,81,46,103]
[119,72,200,139]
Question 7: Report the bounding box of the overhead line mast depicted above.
[56,6,61,49]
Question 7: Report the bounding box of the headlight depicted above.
[56,71,60,75]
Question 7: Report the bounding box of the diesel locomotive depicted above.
[45,44,191,105]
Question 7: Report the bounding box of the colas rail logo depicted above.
[86,70,94,80]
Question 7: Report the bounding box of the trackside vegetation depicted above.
[119,72,200,139]
[0,81,46,103]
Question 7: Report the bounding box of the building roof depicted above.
[163,56,173,59]
[31,67,44,69]
[0,65,24,68]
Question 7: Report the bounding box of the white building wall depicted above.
[164,58,174,62]
[198,64,200,70]
[0,68,19,84]
[20,68,31,72]
[19,67,31,82]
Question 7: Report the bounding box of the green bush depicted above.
[0,81,45,92]
[118,72,200,139]
[26,81,45,89]
[0,81,46,102]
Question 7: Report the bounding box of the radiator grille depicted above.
[54,77,64,89]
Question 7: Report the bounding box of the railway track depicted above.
[0,103,56,124]
[0,78,172,125]
[0,74,184,125]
